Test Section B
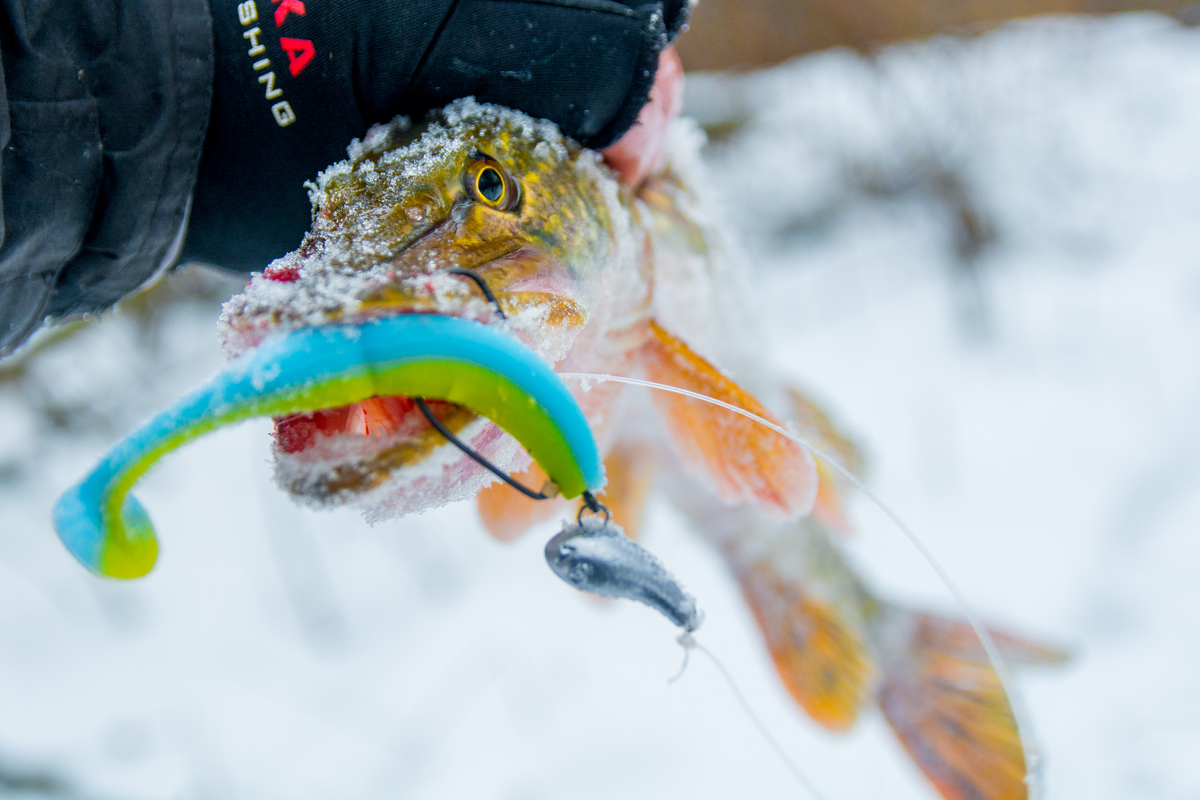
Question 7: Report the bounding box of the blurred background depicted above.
[2,7,1199,799]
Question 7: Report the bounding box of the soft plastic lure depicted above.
[53,315,604,579]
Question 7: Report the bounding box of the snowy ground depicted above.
[1,13,1199,799]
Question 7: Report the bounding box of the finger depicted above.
[602,47,684,188]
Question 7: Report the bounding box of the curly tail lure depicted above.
[53,315,608,579]
[52,309,699,639]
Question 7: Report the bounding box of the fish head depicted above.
[218,100,644,518]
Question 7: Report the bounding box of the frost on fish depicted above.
[352,421,530,525]
[216,98,644,519]
[218,99,582,360]
[638,119,768,396]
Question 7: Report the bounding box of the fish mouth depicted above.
[266,322,560,515]
[272,394,476,493]
[261,265,587,515]
[217,210,589,515]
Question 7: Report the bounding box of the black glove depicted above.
[184,0,689,272]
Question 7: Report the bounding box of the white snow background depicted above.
[1,13,1199,799]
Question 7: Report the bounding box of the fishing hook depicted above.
[415,397,546,498]
[417,267,607,517]
[441,267,507,320]
[415,396,608,518]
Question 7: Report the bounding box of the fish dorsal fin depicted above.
[639,320,817,518]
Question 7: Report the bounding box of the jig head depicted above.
[544,514,703,633]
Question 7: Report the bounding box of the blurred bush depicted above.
[678,0,1200,69]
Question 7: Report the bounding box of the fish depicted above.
[218,98,1065,800]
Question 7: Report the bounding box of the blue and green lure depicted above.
[53,315,605,579]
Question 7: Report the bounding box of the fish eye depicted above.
[477,167,504,204]
[466,157,520,211]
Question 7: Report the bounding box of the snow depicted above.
[1,14,1199,799]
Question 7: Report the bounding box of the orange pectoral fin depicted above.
[739,561,875,732]
[640,321,817,518]
[476,462,567,543]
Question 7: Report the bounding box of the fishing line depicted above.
[410,340,829,797]
[409,322,1035,794]
[666,635,835,800]
[442,268,507,320]
[559,371,1043,797]
[677,633,835,800]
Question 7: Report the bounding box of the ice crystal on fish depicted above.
[275,414,530,522]
[636,120,769,397]
[216,97,646,522]
[220,98,582,358]
[356,423,529,524]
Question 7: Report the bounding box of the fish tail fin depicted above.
[877,610,1068,800]
[737,558,877,733]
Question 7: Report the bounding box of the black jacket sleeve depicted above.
[184,0,688,273]
[0,0,687,356]
[0,0,213,355]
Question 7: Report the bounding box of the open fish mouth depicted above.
[270,388,490,500]
[220,237,591,515]
[212,101,610,515]
[259,283,588,514]
[219,247,590,516]
[265,269,586,496]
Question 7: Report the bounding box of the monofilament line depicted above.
[679,634,834,800]
[560,372,1043,798]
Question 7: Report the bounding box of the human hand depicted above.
[602,47,685,189]
[188,1,691,272]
